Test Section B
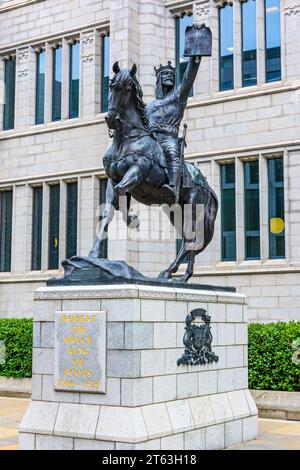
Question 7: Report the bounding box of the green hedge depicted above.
[248,321,300,392]
[0,318,33,378]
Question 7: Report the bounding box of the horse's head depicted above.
[105,61,138,130]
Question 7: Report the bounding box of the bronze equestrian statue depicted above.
[56,24,218,284]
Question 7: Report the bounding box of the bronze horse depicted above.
[89,62,218,282]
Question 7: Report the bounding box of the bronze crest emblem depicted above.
[177,308,219,366]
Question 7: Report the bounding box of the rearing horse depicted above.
[89,62,218,282]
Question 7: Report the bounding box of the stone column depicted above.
[110,0,140,69]
[80,30,102,118]
[260,155,269,263]
[236,158,245,263]
[194,1,211,98]
[15,46,35,129]
[61,38,70,121]
[78,175,99,256]
[41,182,50,270]
[44,42,54,124]
[58,180,67,266]
[256,0,266,86]
[11,184,32,274]
[282,0,300,85]
[234,0,242,89]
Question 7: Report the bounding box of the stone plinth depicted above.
[19,284,258,450]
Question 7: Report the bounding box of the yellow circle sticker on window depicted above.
[270,217,285,235]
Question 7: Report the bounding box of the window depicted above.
[242,0,257,87]
[102,35,110,113]
[268,158,285,259]
[66,182,78,259]
[219,3,234,91]
[69,41,80,119]
[99,179,108,258]
[35,49,45,125]
[31,186,43,270]
[176,14,193,96]
[0,190,13,272]
[3,57,16,130]
[221,163,236,261]
[244,160,260,260]
[265,0,281,82]
[52,45,62,121]
[48,184,60,269]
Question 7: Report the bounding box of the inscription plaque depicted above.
[54,311,106,393]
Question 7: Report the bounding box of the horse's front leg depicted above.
[119,194,140,230]
[114,164,144,196]
[89,179,116,258]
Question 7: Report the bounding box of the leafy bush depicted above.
[0,318,33,378]
[248,321,300,392]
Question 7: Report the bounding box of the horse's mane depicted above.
[110,69,149,128]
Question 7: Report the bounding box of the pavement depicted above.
[0,397,299,450]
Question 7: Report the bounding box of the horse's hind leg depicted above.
[179,250,196,283]
[158,240,188,280]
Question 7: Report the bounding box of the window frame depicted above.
[220,162,237,262]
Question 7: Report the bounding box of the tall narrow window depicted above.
[48,184,60,269]
[66,182,78,259]
[221,163,236,261]
[52,45,62,121]
[176,14,193,95]
[268,158,285,259]
[265,0,281,82]
[102,35,110,113]
[242,0,257,87]
[35,49,45,125]
[69,41,80,118]
[0,190,13,272]
[219,3,234,91]
[244,160,260,260]
[3,57,16,130]
[31,186,43,270]
[99,179,108,258]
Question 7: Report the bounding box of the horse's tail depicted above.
[198,187,219,254]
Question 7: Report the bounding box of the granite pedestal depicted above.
[19,284,258,450]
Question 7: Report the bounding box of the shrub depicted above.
[0,318,33,378]
[248,321,300,392]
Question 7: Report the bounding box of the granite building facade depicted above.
[0,0,300,322]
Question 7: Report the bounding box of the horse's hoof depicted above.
[179,275,189,283]
[127,214,140,230]
[88,250,99,259]
[158,270,172,280]
[115,185,126,197]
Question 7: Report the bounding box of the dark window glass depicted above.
[0,190,13,272]
[31,187,43,270]
[219,3,234,91]
[265,0,281,82]
[244,160,260,259]
[102,35,110,113]
[35,50,45,125]
[242,0,257,87]
[268,158,285,259]
[52,45,62,121]
[3,58,16,130]
[69,42,80,118]
[221,164,236,261]
[48,184,60,269]
[99,179,108,258]
[176,14,193,96]
[66,182,78,259]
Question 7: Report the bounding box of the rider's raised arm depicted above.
[178,57,201,105]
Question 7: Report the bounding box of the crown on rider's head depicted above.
[154,61,176,77]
